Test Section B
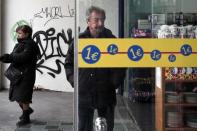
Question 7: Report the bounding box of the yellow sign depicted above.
[78,38,197,67]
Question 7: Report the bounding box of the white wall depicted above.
[78,0,119,37]
[2,0,118,91]
[2,0,74,92]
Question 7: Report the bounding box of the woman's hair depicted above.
[16,25,33,37]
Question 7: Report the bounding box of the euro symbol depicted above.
[156,54,161,59]
[136,49,142,56]
[113,48,118,53]
[91,52,99,61]
[187,47,192,53]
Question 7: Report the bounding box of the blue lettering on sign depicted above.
[181,44,192,56]
[168,54,176,62]
[82,45,101,64]
[107,44,118,55]
[127,45,144,61]
[151,50,161,61]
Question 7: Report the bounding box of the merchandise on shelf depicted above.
[164,67,197,80]
[157,24,197,38]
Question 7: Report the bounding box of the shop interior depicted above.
[122,0,197,131]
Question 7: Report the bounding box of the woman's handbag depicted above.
[4,65,23,85]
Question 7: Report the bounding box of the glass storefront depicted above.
[77,0,197,131]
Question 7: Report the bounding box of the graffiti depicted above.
[10,20,31,42]
[30,5,75,26]
[33,28,73,78]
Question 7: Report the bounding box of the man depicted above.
[65,6,125,131]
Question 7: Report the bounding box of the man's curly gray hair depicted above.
[86,6,106,21]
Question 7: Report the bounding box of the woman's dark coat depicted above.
[2,38,40,102]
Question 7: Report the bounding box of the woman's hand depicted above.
[0,54,12,63]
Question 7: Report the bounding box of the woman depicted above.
[0,25,40,126]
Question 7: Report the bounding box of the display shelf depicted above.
[165,103,197,107]
[165,127,197,131]
[155,68,197,131]
[129,76,155,103]
[164,80,197,83]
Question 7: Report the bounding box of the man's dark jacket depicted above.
[65,27,125,108]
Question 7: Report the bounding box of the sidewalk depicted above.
[0,90,139,131]
[0,90,73,131]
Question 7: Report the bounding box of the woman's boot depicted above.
[19,107,34,120]
[16,110,30,127]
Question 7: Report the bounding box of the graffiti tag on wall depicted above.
[30,5,75,26]
[33,28,73,78]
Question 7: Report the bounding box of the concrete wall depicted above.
[2,0,74,92]
[78,0,119,37]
